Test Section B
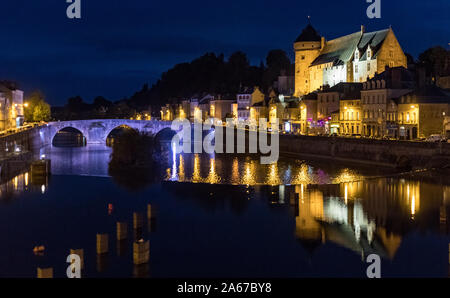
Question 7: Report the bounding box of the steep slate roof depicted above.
[310,31,361,66]
[310,28,390,67]
[358,29,390,61]
[295,24,321,43]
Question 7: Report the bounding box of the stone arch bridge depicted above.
[45,119,174,145]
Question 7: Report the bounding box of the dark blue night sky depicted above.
[0,0,448,105]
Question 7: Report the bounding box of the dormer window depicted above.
[355,51,359,60]
[367,48,371,59]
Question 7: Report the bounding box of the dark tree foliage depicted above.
[52,50,295,120]
[124,50,291,113]
[52,95,135,120]
[263,49,294,89]
[418,46,450,79]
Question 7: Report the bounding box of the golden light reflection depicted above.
[231,158,240,185]
[204,158,220,184]
[24,172,29,187]
[266,163,281,186]
[192,154,201,183]
[344,184,348,204]
[241,160,256,186]
[178,155,185,181]
[333,168,362,184]
[292,163,312,185]
[399,181,420,219]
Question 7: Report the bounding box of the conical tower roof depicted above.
[295,24,321,43]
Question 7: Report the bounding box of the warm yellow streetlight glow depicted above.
[24,103,29,108]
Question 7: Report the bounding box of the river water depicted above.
[0,144,449,277]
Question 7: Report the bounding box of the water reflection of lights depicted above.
[204,158,220,184]
[170,141,178,181]
[241,160,256,186]
[400,181,420,219]
[178,155,185,181]
[41,185,45,194]
[266,163,281,186]
[344,184,348,204]
[333,168,362,184]
[292,163,312,185]
[231,158,239,185]
[163,154,368,186]
[192,154,201,183]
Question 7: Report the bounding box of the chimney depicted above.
[361,25,365,34]
[321,36,326,49]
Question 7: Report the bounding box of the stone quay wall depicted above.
[278,134,450,169]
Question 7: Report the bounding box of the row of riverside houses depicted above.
[159,23,450,140]
[0,81,25,130]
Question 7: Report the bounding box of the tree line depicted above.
[38,46,450,121]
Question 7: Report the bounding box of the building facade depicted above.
[294,24,407,97]
[236,87,265,121]
[340,99,362,136]
[317,82,362,134]
[397,86,450,139]
[0,81,24,130]
[361,67,414,138]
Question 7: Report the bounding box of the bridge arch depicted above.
[50,126,88,146]
[52,127,86,146]
[105,124,140,146]
[154,127,177,142]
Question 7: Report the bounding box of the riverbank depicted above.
[278,134,450,170]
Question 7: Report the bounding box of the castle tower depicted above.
[294,23,323,97]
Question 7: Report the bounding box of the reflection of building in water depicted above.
[295,188,325,251]
[293,183,399,259]
[292,177,450,258]
[0,171,47,199]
